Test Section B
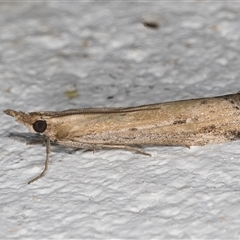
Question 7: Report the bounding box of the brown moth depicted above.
[4,91,240,184]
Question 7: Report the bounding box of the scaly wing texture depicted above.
[41,94,240,146]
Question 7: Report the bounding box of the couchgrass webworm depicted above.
[4,91,240,184]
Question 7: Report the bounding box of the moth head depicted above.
[4,109,48,134]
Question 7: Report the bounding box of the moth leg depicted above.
[56,141,151,156]
[68,148,81,154]
[28,137,51,184]
[100,144,151,156]
[69,148,95,154]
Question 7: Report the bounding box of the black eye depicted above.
[33,120,47,133]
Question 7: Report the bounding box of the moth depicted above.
[4,91,240,184]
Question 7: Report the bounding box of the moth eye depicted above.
[33,120,47,133]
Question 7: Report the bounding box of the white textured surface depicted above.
[1,2,240,239]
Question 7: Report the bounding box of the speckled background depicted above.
[1,2,240,239]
